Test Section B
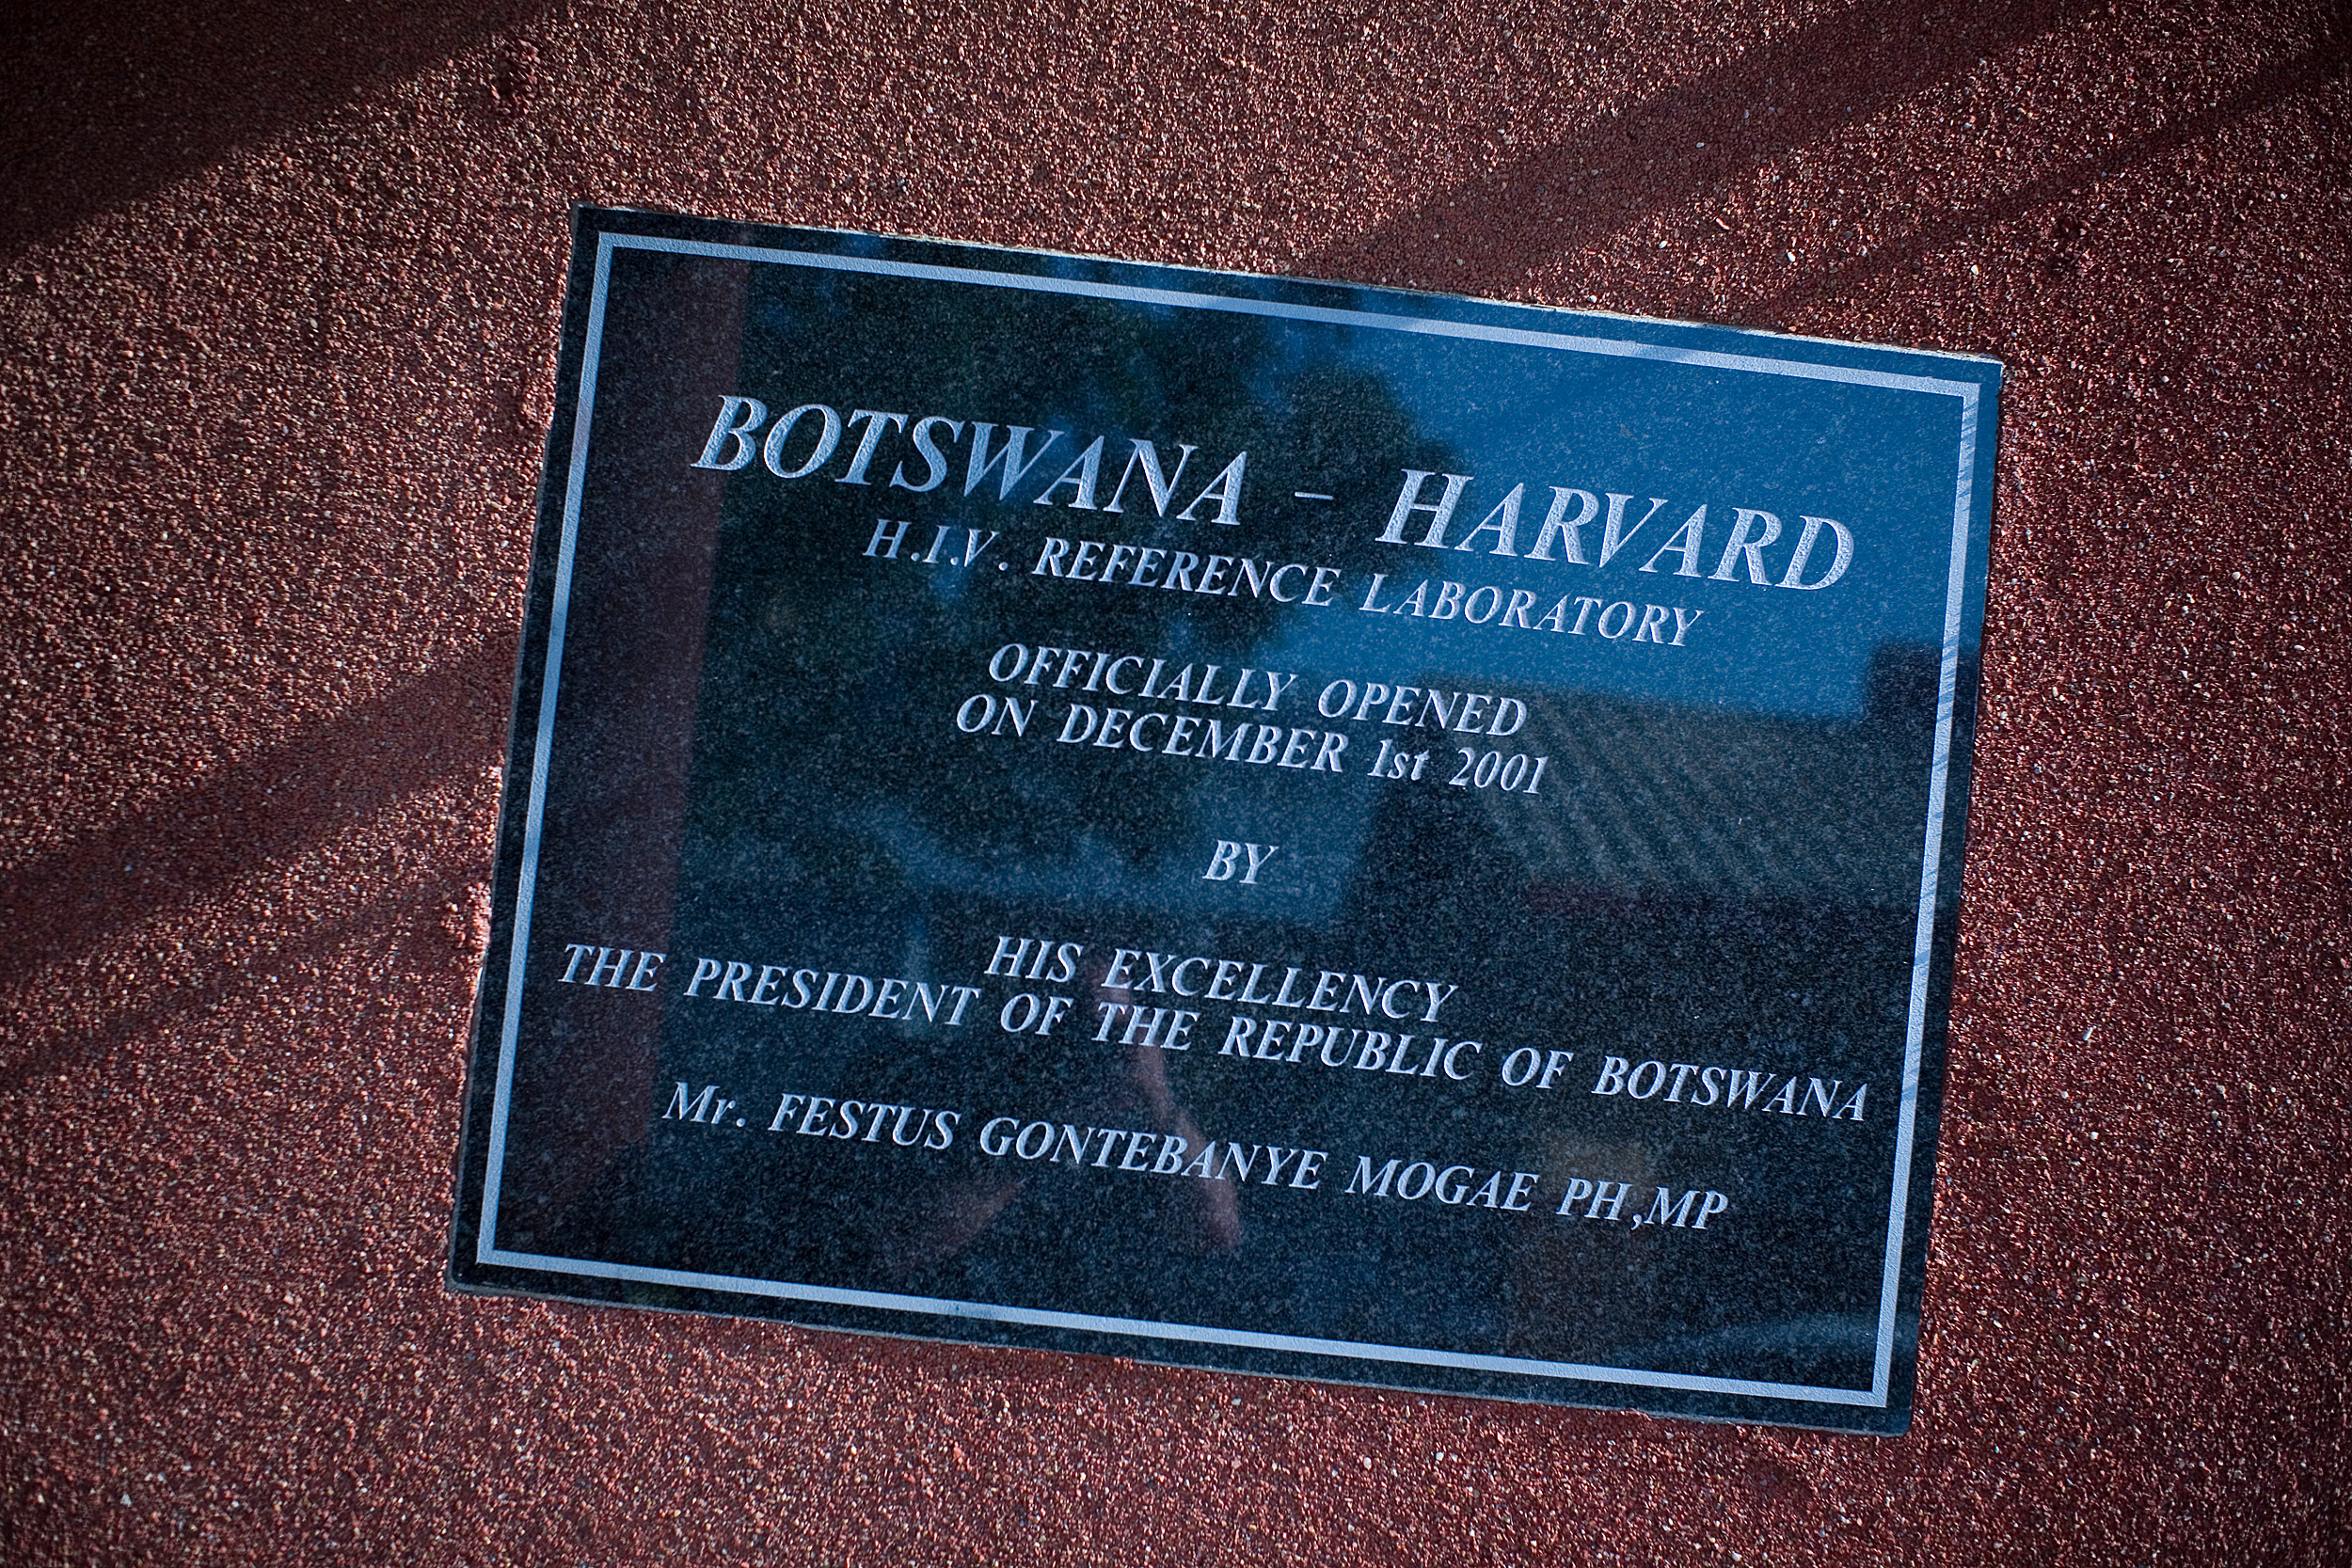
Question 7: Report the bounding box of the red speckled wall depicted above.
[3,2,2346,1561]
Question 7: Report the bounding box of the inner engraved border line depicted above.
[476,224,1989,1414]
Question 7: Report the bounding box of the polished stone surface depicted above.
[451,210,2000,1432]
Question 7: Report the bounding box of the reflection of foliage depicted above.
[677,265,1463,924]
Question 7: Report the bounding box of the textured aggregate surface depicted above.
[2,1,2347,1562]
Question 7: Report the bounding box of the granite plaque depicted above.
[451,207,1999,1433]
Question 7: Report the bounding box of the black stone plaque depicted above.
[450,207,1999,1433]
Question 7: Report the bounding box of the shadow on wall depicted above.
[8,0,2338,303]
[1304,1,2346,340]
[0,0,549,260]
[0,638,516,1087]
[1757,40,2352,321]
[1305,0,2107,296]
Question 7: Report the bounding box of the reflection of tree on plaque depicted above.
[678,276,1463,923]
